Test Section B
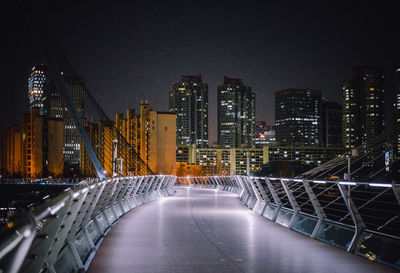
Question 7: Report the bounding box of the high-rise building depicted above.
[322,100,342,147]
[22,108,43,178]
[341,80,360,149]
[140,101,176,174]
[28,64,47,114]
[255,121,275,148]
[193,148,262,176]
[44,119,64,177]
[393,67,400,160]
[43,81,64,120]
[62,76,85,174]
[112,102,177,175]
[217,76,255,148]
[275,89,322,146]
[169,74,208,148]
[1,125,23,177]
[341,66,385,149]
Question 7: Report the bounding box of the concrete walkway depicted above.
[88,187,396,273]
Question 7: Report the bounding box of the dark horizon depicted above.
[2,0,400,144]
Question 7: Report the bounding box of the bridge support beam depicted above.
[280,179,300,229]
[337,183,366,253]
[265,178,282,222]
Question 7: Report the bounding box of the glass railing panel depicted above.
[275,208,294,227]
[113,203,123,217]
[53,244,80,273]
[356,232,400,270]
[291,213,318,236]
[95,213,109,233]
[104,207,116,223]
[263,204,277,220]
[315,221,354,250]
[72,229,92,263]
[86,219,101,244]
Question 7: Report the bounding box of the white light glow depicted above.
[339,182,356,186]
[369,183,392,188]
[313,180,326,184]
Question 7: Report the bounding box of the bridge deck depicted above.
[88,187,395,273]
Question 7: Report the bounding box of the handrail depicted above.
[0,175,176,273]
[177,175,400,270]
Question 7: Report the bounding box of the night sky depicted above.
[2,1,399,144]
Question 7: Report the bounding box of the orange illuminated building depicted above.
[176,162,202,177]
[1,125,23,177]
[22,108,43,178]
[114,101,177,175]
[1,107,64,179]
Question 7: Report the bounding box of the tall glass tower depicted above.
[169,74,208,148]
[393,67,400,160]
[62,76,85,174]
[28,64,47,114]
[341,66,385,148]
[217,76,255,148]
[275,89,322,146]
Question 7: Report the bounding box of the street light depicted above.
[344,148,358,181]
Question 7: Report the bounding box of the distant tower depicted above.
[28,64,47,114]
[217,76,255,148]
[275,88,322,146]
[341,66,385,148]
[393,67,400,160]
[62,75,85,174]
[169,74,209,148]
[322,100,342,147]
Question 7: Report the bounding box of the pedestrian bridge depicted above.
[1,176,399,272]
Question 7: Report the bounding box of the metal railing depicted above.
[177,176,400,270]
[0,175,176,273]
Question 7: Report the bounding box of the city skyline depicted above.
[3,1,400,145]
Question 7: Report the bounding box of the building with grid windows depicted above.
[28,64,47,114]
[322,100,342,147]
[255,121,275,148]
[341,66,385,149]
[275,89,322,147]
[393,67,400,160]
[61,76,86,175]
[169,74,208,148]
[217,76,255,148]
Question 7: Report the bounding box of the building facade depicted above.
[255,121,275,148]
[0,108,64,179]
[342,66,385,149]
[1,125,23,177]
[190,147,265,176]
[112,102,177,175]
[266,146,344,167]
[393,67,400,160]
[322,100,342,147]
[275,89,322,146]
[28,64,47,114]
[62,76,86,174]
[217,76,255,148]
[169,74,208,148]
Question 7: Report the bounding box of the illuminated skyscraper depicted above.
[322,100,342,147]
[62,76,85,174]
[255,121,275,148]
[341,80,360,149]
[275,89,322,146]
[217,76,255,148]
[169,74,208,148]
[342,66,385,149]
[28,64,47,114]
[393,67,400,159]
